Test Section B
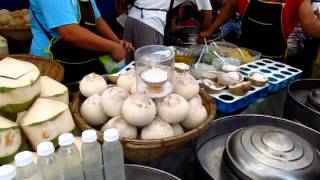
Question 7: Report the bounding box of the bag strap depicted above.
[30,7,53,41]
[165,0,175,32]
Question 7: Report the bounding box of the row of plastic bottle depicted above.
[0,128,125,180]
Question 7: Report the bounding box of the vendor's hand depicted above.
[111,44,126,61]
[119,40,134,52]
[197,30,213,44]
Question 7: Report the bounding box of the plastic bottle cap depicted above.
[0,164,16,180]
[58,133,75,146]
[15,151,33,167]
[82,129,97,143]
[103,128,119,142]
[37,142,55,156]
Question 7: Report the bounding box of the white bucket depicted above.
[0,36,9,55]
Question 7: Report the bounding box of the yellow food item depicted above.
[175,55,195,65]
[228,49,252,64]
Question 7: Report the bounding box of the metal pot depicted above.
[195,115,320,180]
[126,164,180,180]
[283,79,320,131]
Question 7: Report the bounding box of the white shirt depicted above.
[128,0,212,35]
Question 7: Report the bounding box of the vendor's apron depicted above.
[32,0,106,84]
[238,0,287,62]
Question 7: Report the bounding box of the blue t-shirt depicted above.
[29,0,101,57]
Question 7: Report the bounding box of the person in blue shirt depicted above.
[29,0,133,83]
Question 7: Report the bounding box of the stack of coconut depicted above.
[0,57,74,163]
[79,69,208,140]
[0,9,30,28]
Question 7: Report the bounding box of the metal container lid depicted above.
[225,125,320,180]
[307,88,320,111]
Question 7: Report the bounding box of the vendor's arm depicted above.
[299,0,320,38]
[198,0,237,42]
[201,10,213,30]
[55,24,125,60]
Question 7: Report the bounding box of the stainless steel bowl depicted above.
[126,164,180,180]
[225,126,320,179]
[196,115,320,180]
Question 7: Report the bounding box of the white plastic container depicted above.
[0,36,8,55]
[58,133,84,180]
[102,128,125,180]
[15,151,43,180]
[81,130,104,180]
[0,164,16,180]
[37,142,64,180]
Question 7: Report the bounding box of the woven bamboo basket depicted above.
[0,26,32,42]
[0,54,64,82]
[72,88,216,163]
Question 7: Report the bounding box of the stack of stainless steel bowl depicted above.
[196,115,320,180]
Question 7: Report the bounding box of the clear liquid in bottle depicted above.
[15,151,43,180]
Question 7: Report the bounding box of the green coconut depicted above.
[0,57,41,113]
[40,76,69,104]
[20,98,75,150]
[0,116,21,164]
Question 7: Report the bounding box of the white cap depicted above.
[82,129,97,143]
[15,151,33,167]
[104,128,119,142]
[0,164,16,180]
[37,142,55,156]
[58,133,75,146]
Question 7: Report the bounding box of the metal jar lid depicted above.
[307,88,320,112]
[225,125,320,180]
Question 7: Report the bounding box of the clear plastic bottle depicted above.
[102,128,125,180]
[0,164,16,180]
[37,142,64,180]
[57,133,84,180]
[15,151,43,180]
[81,130,104,180]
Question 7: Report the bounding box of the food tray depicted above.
[206,81,269,114]
[240,59,302,93]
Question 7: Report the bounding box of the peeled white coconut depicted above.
[141,118,175,140]
[40,76,69,104]
[0,57,41,113]
[0,116,21,164]
[171,124,184,136]
[130,78,137,94]
[182,99,208,129]
[74,136,82,151]
[189,94,202,105]
[158,94,189,124]
[122,93,156,126]
[174,72,199,100]
[20,98,75,150]
[80,94,108,126]
[101,116,137,139]
[79,73,107,97]
[100,87,129,117]
[116,69,136,92]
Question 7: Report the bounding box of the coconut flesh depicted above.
[182,99,208,129]
[100,87,129,117]
[157,93,189,124]
[0,115,21,163]
[174,72,199,100]
[79,73,107,97]
[20,98,75,150]
[101,116,137,139]
[81,94,108,126]
[122,93,156,126]
[0,57,41,113]
[141,117,175,140]
[40,76,69,104]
